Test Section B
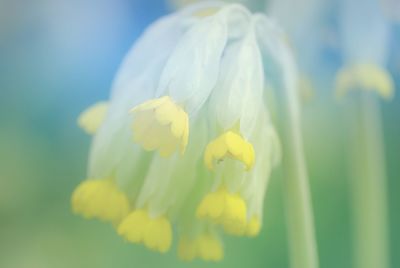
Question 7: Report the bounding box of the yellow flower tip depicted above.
[130,96,189,157]
[196,188,247,235]
[245,217,261,237]
[220,194,247,236]
[118,210,172,253]
[221,222,245,236]
[71,179,130,224]
[335,63,395,100]
[77,102,109,135]
[178,234,224,262]
[222,215,261,237]
[204,131,255,171]
[197,234,224,261]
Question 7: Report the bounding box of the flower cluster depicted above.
[72,2,284,261]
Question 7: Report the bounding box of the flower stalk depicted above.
[280,93,319,268]
[349,92,390,268]
[265,28,319,268]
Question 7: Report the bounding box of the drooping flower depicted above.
[72,2,288,261]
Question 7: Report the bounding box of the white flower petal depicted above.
[157,15,228,115]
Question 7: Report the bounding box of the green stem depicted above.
[350,93,390,268]
[277,52,319,268]
[280,95,319,268]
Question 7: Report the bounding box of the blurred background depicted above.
[0,0,399,267]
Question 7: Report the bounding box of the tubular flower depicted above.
[204,131,255,171]
[117,209,172,253]
[176,218,225,261]
[178,232,224,262]
[196,186,248,235]
[72,2,292,261]
[131,96,189,157]
[71,178,130,224]
[77,101,109,135]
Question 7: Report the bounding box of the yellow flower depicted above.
[77,102,109,135]
[178,233,224,261]
[196,187,247,235]
[118,209,172,253]
[71,179,130,225]
[245,216,261,237]
[131,96,189,157]
[335,63,394,100]
[204,131,255,171]
[72,2,286,262]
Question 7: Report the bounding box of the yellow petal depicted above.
[335,63,394,100]
[77,102,109,135]
[71,179,130,224]
[118,210,172,253]
[204,131,255,170]
[131,96,190,157]
[196,187,247,236]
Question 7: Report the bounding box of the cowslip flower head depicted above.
[72,1,288,261]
